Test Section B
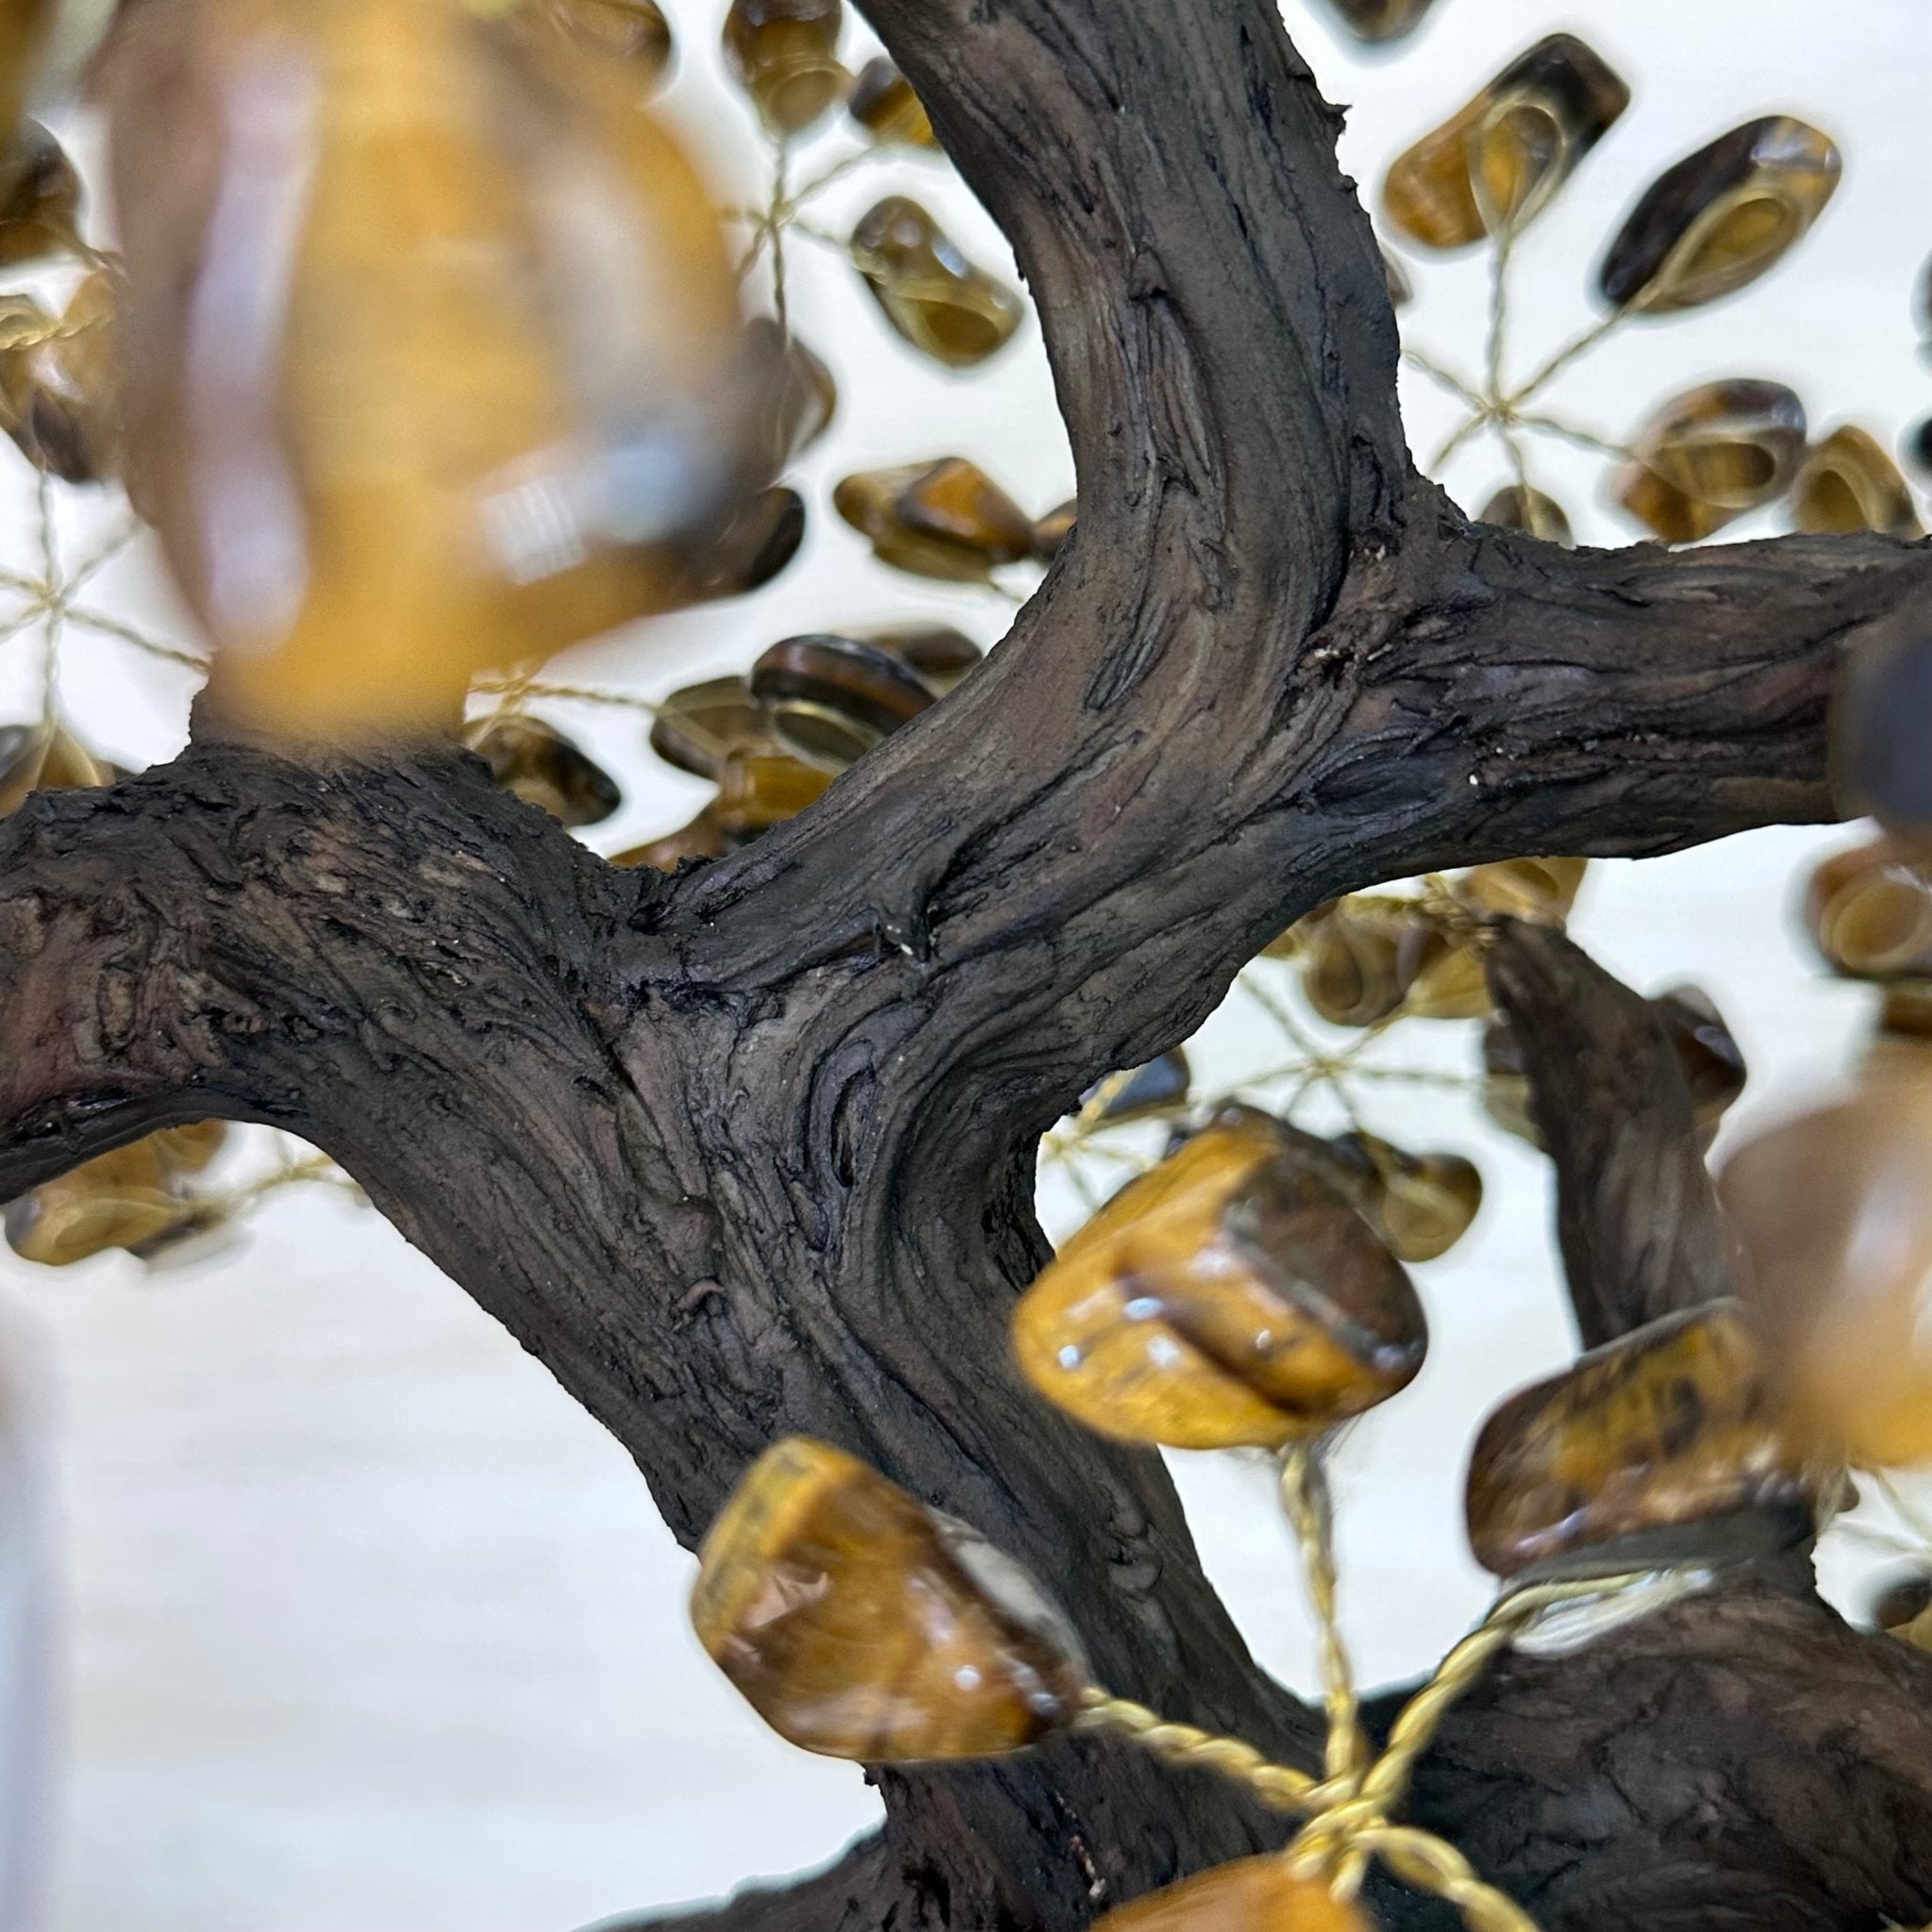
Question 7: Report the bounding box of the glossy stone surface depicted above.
[1806,836,1932,981]
[1465,1301,1824,1578]
[0,121,80,268]
[0,267,119,483]
[862,624,981,689]
[463,714,622,828]
[1720,1074,1932,1469]
[1031,496,1076,560]
[1477,483,1572,545]
[108,0,745,738]
[1317,0,1435,43]
[691,1436,1085,1761]
[848,57,935,146]
[1792,426,1921,539]
[834,458,1034,581]
[721,0,844,135]
[1614,380,1806,543]
[1293,896,1474,1026]
[750,633,935,765]
[712,745,831,839]
[1013,1124,1425,1451]
[1650,984,1747,1139]
[1091,1857,1373,1932]
[1459,855,1588,924]
[850,197,1023,368]
[649,675,764,780]
[0,720,114,815]
[1330,1133,1482,1264]
[1599,116,1840,313]
[4,1141,198,1267]
[1382,34,1628,249]
[673,485,806,604]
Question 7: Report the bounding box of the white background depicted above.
[2,1,1930,1927]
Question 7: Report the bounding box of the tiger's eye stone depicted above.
[1091,1857,1374,1932]
[610,803,729,871]
[1792,426,1922,540]
[713,744,832,838]
[722,0,845,136]
[1720,1074,1932,1469]
[672,486,807,605]
[463,714,622,827]
[850,197,1024,369]
[1650,984,1746,1140]
[1013,1124,1426,1451]
[650,675,765,780]
[691,1436,1087,1761]
[750,633,936,766]
[1614,380,1806,543]
[743,318,836,472]
[1296,896,1467,1026]
[1458,855,1588,924]
[1332,1133,1482,1264]
[835,458,1034,582]
[5,1141,199,1267]
[0,719,114,815]
[1477,484,1572,546]
[1467,1301,1826,1578]
[848,56,935,147]
[104,0,747,739]
[1806,836,1932,981]
[1031,497,1075,561]
[1382,35,1628,250]
[151,1121,230,1175]
[543,0,672,75]
[1077,1050,1191,1125]
[860,624,981,690]
[1317,0,1434,42]
[1599,117,1840,314]
[0,122,80,268]
[0,267,120,483]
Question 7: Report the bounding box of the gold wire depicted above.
[1073,1687,1327,1816]
[1278,1442,1369,1789]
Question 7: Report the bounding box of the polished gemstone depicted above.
[463,714,623,827]
[1792,426,1921,539]
[850,197,1023,368]
[1476,483,1572,545]
[1012,1124,1425,1451]
[848,56,935,146]
[542,0,672,75]
[861,624,981,689]
[691,1436,1086,1761]
[750,633,935,765]
[1031,497,1076,560]
[1806,836,1932,981]
[1293,896,1473,1026]
[1465,1301,1825,1578]
[151,1121,230,1174]
[1599,117,1840,313]
[1458,855,1587,923]
[1649,984,1746,1139]
[4,1141,200,1266]
[1614,380,1806,543]
[0,267,119,482]
[1092,1857,1373,1932]
[1382,35,1628,249]
[721,0,845,135]
[713,744,832,838]
[673,485,806,604]
[649,675,765,781]
[0,719,114,815]
[1317,0,1436,43]
[834,458,1034,581]
[1331,1133,1482,1264]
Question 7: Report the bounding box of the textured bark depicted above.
[10,0,1932,1925]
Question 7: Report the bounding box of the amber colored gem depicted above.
[463,714,622,828]
[713,744,832,839]
[1650,984,1746,1139]
[1872,1572,1932,1636]
[1599,117,1840,314]
[722,0,845,136]
[649,675,765,780]
[0,267,120,483]
[542,0,672,75]
[1295,896,1464,1026]
[1459,855,1588,924]
[848,56,935,147]
[609,803,729,871]
[1614,380,1806,544]
[835,458,1034,582]
[861,625,981,690]
[4,1141,199,1267]
[1792,426,1922,540]
[751,633,935,767]
[150,1121,229,1175]
[1317,0,1436,44]
[672,486,806,606]
[851,197,1024,369]
[1719,1074,1932,1469]
[1013,1124,1425,1452]
[1332,1133,1481,1264]
[691,1435,1086,1761]
[1477,483,1572,546]
[0,719,114,815]
[1031,496,1076,561]
[1806,836,1932,981]
[0,122,80,268]
[104,0,745,740]
[1401,935,1489,1022]
[1382,35,1628,250]
[1465,1301,1825,1579]
[1077,1051,1191,1126]
[1092,1857,1373,1932]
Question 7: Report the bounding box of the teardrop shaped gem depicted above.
[1330,1132,1482,1264]
[691,1436,1088,1762]
[722,0,846,136]
[850,196,1024,369]
[848,56,936,147]
[1599,117,1840,314]
[1092,1858,1374,1932]
[0,719,116,816]
[1792,425,1922,539]
[1013,1122,1426,1451]
[463,714,623,827]
[1293,896,1473,1027]
[834,457,1034,581]
[1317,0,1435,45]
[1465,1301,1828,1579]
[860,624,981,690]
[1382,35,1628,250]
[1476,484,1572,546]
[1614,380,1807,543]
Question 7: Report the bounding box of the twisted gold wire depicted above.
[1278,1444,1369,1790]
[1073,1687,1327,1815]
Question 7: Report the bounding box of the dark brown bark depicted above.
[12,0,1932,1925]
